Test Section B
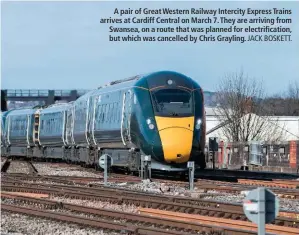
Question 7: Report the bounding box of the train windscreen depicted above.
[150,88,194,117]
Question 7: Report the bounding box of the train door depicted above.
[86,97,94,145]
[90,95,99,146]
[6,116,11,146]
[121,90,133,145]
[26,114,30,147]
[33,109,41,146]
[1,115,4,147]
[66,107,74,145]
[61,110,67,146]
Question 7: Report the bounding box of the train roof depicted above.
[96,70,200,91]
[74,74,144,102]
[40,102,72,114]
[76,71,200,102]
[98,74,143,89]
[5,108,37,117]
[2,71,201,115]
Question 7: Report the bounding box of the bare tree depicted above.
[214,70,285,142]
[262,81,299,116]
[286,81,299,116]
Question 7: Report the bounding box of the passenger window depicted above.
[112,103,115,123]
[106,104,109,123]
[102,105,105,123]
[98,105,102,122]
[117,102,120,122]
[110,104,113,123]
[109,104,112,123]
[106,104,110,123]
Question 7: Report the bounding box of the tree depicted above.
[262,81,299,116]
[286,81,299,116]
[214,70,284,142]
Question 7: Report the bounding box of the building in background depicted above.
[205,107,299,142]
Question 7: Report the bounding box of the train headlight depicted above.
[195,119,202,130]
[147,118,155,130]
[167,79,173,85]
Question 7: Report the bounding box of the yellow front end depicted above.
[155,116,194,164]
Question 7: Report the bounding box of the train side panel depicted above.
[72,90,97,147]
[5,109,36,147]
[1,112,8,154]
[37,104,72,159]
[130,86,162,160]
[65,105,75,146]
[2,71,207,171]
[3,109,36,157]
[39,111,66,146]
[93,90,124,147]
[189,88,206,167]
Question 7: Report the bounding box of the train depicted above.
[1,71,206,172]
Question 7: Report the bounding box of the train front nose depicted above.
[159,127,193,163]
[155,117,194,164]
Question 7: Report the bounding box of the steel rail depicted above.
[1,194,256,235]
[1,182,298,227]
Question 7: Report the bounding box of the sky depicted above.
[1,1,299,95]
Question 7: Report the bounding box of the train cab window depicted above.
[150,88,193,117]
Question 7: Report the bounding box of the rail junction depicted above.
[1,161,299,235]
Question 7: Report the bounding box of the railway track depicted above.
[3,192,297,235]
[3,161,299,190]
[1,204,191,235]
[1,194,258,235]
[2,192,299,235]
[238,179,299,189]
[193,182,299,199]
[1,172,141,185]
[139,208,299,235]
[157,179,299,199]
[3,172,299,200]
[1,179,298,227]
